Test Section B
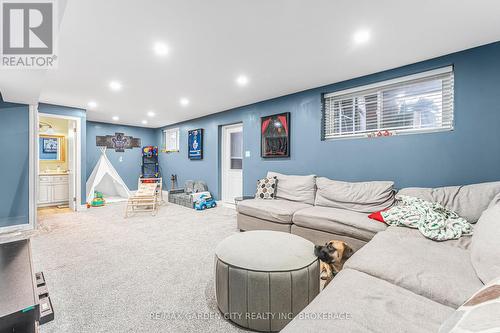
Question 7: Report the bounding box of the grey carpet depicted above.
[31,202,246,333]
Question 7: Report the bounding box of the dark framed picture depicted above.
[261,112,290,158]
[188,128,203,160]
[43,137,58,153]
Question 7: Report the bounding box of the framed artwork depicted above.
[261,112,290,158]
[95,132,141,152]
[39,135,66,161]
[43,137,58,153]
[188,128,203,160]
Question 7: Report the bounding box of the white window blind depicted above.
[323,66,454,140]
[163,127,179,152]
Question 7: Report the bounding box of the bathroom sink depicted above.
[40,170,69,175]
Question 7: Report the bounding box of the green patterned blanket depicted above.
[381,195,473,241]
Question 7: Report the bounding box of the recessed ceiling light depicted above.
[112,116,119,121]
[353,29,371,44]
[180,98,190,106]
[109,80,122,91]
[153,42,169,56]
[147,111,155,117]
[87,101,97,109]
[141,120,148,125]
[236,75,249,86]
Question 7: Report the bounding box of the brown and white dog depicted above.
[314,240,353,287]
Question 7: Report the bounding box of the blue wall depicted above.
[38,103,87,204]
[0,100,30,227]
[86,122,157,191]
[157,42,500,199]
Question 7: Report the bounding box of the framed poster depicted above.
[188,128,203,160]
[42,137,58,153]
[261,112,290,158]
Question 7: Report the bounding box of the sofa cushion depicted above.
[470,204,500,284]
[383,226,472,250]
[281,268,454,333]
[267,172,316,205]
[344,230,484,308]
[292,206,387,241]
[315,177,395,213]
[397,181,500,223]
[236,198,311,224]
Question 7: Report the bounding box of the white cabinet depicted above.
[38,175,69,206]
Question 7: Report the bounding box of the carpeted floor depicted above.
[31,201,246,333]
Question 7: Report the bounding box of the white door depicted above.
[67,120,77,210]
[221,124,243,205]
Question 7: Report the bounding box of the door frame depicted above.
[220,123,243,206]
[36,111,82,216]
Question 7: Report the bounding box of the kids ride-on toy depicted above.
[91,191,105,207]
[194,194,217,210]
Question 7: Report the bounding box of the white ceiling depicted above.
[2,0,500,128]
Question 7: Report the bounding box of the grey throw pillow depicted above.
[267,171,316,204]
[397,181,500,223]
[470,204,500,284]
[315,177,395,213]
[255,177,277,199]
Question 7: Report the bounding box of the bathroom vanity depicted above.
[38,174,69,207]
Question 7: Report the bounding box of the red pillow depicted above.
[368,210,386,223]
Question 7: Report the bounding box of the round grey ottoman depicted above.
[214,230,319,332]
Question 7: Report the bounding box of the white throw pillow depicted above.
[439,276,500,332]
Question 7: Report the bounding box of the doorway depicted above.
[37,113,81,218]
[221,123,243,206]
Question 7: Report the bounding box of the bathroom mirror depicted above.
[39,135,66,162]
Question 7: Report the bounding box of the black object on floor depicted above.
[38,297,54,325]
[37,285,49,299]
[35,272,46,287]
[0,240,39,333]
[35,271,55,325]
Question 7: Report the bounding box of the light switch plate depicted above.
[245,150,251,158]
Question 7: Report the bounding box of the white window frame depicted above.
[322,66,454,140]
[163,127,180,152]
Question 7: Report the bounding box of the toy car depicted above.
[194,194,217,210]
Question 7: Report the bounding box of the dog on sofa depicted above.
[314,240,353,287]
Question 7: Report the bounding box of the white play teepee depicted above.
[86,147,131,203]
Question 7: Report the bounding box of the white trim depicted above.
[324,66,453,98]
[220,123,243,205]
[29,105,36,230]
[38,111,82,212]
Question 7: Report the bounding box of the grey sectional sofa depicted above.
[237,172,395,250]
[236,172,500,332]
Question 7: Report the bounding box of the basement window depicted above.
[163,127,180,152]
[322,66,454,140]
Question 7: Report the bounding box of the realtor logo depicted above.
[1,0,58,68]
